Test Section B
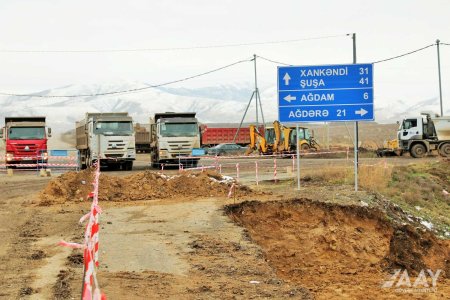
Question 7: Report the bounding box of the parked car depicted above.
[206,143,247,156]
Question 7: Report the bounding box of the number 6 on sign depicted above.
[363,92,369,100]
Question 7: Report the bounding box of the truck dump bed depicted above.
[5,117,46,124]
[432,116,450,140]
[202,127,252,145]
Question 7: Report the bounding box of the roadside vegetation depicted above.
[332,161,449,237]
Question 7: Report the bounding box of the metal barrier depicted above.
[39,149,80,172]
[0,149,80,175]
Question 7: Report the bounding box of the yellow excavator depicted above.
[247,121,319,155]
[272,121,319,152]
[376,139,403,157]
[246,125,268,154]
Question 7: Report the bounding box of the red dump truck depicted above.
[200,124,263,148]
[1,117,51,167]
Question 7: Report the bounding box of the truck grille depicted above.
[107,140,126,150]
[167,141,192,151]
[15,144,38,154]
[105,154,124,158]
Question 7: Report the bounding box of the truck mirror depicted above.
[48,128,52,138]
[0,128,3,139]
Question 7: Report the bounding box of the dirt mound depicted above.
[226,199,450,299]
[39,169,251,205]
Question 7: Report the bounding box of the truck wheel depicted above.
[126,161,133,170]
[410,144,426,158]
[439,143,450,157]
[301,143,310,150]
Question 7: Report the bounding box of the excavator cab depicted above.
[290,127,319,151]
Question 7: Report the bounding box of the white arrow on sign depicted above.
[283,73,291,85]
[283,94,296,103]
[355,108,368,117]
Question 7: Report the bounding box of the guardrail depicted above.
[0,149,80,174]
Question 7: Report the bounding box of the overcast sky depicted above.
[0,0,449,114]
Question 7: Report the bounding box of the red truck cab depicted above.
[1,117,51,166]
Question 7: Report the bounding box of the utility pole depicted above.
[233,55,265,142]
[254,54,259,127]
[353,33,359,192]
[436,39,444,116]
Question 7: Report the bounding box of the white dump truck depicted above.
[398,112,450,158]
[76,112,136,170]
[149,112,201,168]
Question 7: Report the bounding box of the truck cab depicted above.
[398,113,450,158]
[76,113,136,170]
[150,113,201,168]
[1,117,51,166]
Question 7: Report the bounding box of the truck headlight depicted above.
[159,150,168,158]
[42,152,48,160]
[6,153,13,161]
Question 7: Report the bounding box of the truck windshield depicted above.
[160,123,198,137]
[95,121,133,135]
[402,119,417,130]
[8,127,45,140]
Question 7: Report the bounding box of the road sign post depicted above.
[277,62,374,192]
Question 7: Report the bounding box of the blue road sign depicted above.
[278,63,374,122]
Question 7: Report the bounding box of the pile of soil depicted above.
[39,169,251,205]
[226,199,450,299]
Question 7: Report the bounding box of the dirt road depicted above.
[0,158,448,299]
[0,174,309,299]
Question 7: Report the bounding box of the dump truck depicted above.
[398,112,450,158]
[150,112,201,168]
[200,124,262,148]
[0,117,51,167]
[76,112,136,170]
[134,123,151,153]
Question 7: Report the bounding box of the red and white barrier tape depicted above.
[183,165,216,171]
[274,158,277,182]
[255,161,259,186]
[58,161,105,300]
[228,183,236,198]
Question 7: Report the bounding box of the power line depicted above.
[256,55,292,66]
[0,34,347,53]
[0,58,253,98]
[257,43,439,66]
[373,43,435,64]
[0,42,444,98]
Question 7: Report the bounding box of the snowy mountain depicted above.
[0,81,277,133]
[0,81,447,134]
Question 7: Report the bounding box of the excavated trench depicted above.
[226,199,450,299]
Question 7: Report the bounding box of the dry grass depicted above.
[302,165,353,185]
[359,163,393,192]
[298,161,449,236]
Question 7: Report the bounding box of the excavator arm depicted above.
[247,125,268,154]
[273,121,282,152]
